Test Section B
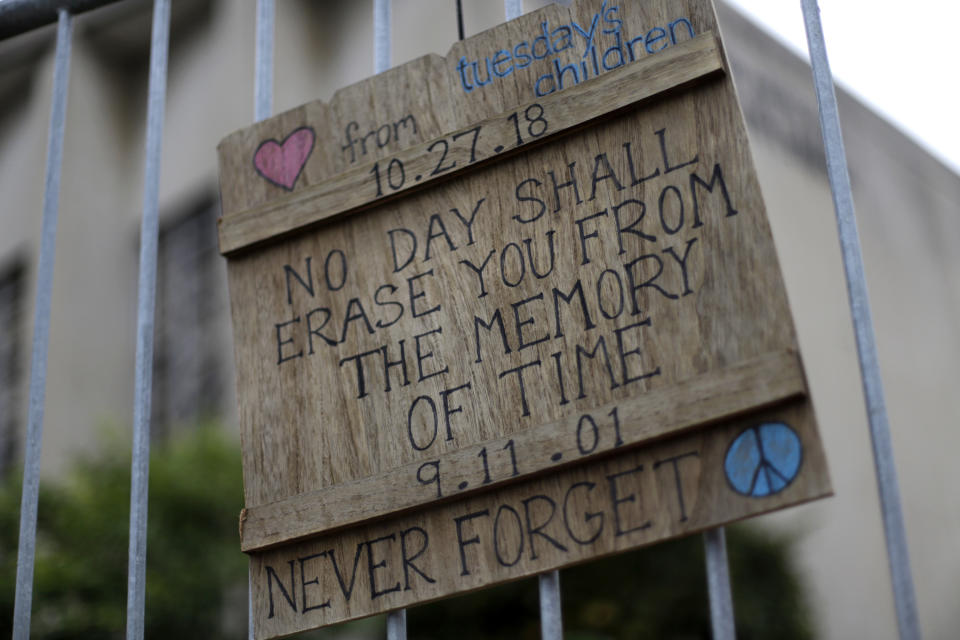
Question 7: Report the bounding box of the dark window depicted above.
[0,258,25,475]
[152,198,228,438]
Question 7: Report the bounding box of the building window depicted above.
[152,198,228,438]
[0,258,25,476]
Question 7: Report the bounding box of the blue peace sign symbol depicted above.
[724,422,803,497]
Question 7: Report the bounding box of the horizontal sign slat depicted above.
[241,349,805,551]
[218,33,724,255]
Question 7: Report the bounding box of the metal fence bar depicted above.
[251,1,276,636]
[703,526,736,637]
[496,8,566,637]
[704,528,736,640]
[500,3,567,637]
[374,0,391,75]
[531,0,563,630]
[372,2,406,638]
[519,7,556,632]
[125,1,171,638]
[799,2,921,638]
[386,608,407,640]
[539,570,563,640]
[11,10,73,640]
[255,0,274,122]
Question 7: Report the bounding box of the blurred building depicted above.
[0,1,957,638]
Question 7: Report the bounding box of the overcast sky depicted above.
[724,0,960,174]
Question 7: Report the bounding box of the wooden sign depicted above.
[217,1,832,637]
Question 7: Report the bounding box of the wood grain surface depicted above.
[240,349,806,551]
[218,34,723,255]
[216,0,832,636]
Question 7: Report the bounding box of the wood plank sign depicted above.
[217,1,832,637]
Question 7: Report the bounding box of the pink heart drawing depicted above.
[252,126,316,191]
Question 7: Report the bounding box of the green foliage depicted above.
[0,425,247,639]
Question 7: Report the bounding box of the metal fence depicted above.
[2,0,920,638]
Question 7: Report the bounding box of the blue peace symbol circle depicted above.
[724,422,803,497]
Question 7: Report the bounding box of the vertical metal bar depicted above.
[254,0,274,122]
[125,1,171,638]
[696,0,738,629]
[373,3,405,637]
[532,0,560,554]
[11,9,73,640]
[455,0,464,41]
[492,0,563,633]
[373,0,391,74]
[247,572,255,640]
[538,570,563,640]
[251,2,276,637]
[386,608,407,640]
[799,2,921,638]
[502,3,563,635]
[704,528,736,640]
